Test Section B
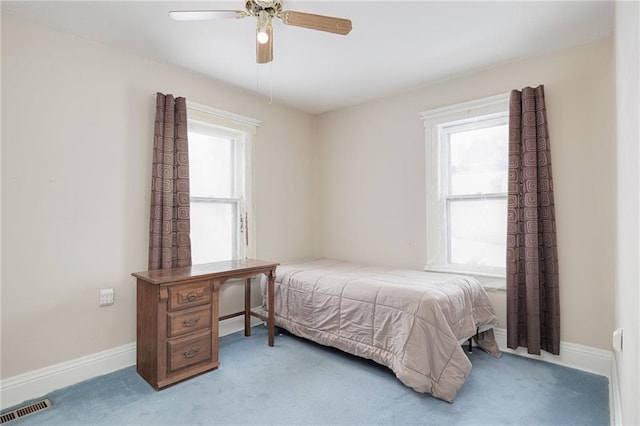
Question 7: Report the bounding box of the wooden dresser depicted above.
[132,259,278,390]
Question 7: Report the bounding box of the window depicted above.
[421,94,509,277]
[187,102,259,264]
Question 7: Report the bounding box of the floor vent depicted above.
[0,399,52,424]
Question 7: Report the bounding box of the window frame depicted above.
[420,93,509,278]
[186,101,260,262]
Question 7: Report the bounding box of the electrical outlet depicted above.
[99,288,115,307]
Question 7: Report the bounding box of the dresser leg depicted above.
[268,269,275,347]
[244,278,251,337]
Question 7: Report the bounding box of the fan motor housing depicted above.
[246,0,282,17]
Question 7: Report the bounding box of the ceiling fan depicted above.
[169,0,352,64]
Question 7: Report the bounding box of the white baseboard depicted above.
[219,315,264,338]
[0,342,136,411]
[0,315,263,410]
[492,327,613,377]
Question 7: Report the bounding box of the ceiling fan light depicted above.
[256,10,271,44]
[257,31,269,44]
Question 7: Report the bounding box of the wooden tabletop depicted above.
[131,259,279,285]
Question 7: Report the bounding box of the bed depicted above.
[261,258,500,402]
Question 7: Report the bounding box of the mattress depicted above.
[261,258,500,402]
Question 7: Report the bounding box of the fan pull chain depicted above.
[256,65,260,104]
[255,63,274,106]
[268,61,273,105]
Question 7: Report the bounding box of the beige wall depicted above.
[315,39,616,350]
[1,15,316,379]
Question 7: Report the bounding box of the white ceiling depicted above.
[2,1,614,114]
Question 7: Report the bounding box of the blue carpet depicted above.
[3,326,609,425]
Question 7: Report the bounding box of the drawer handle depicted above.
[182,347,201,358]
[185,292,199,302]
[182,318,200,327]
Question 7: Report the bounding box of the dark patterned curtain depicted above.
[506,85,560,355]
[148,93,191,270]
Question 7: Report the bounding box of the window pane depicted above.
[188,132,234,198]
[449,198,506,268]
[190,201,236,264]
[449,124,508,195]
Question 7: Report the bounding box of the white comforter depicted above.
[262,258,499,402]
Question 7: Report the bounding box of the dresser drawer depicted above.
[167,332,212,373]
[167,305,211,338]
[168,281,211,311]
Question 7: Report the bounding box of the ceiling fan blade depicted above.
[281,10,352,35]
[256,25,273,64]
[168,10,247,21]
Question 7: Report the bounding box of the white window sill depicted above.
[425,268,506,291]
